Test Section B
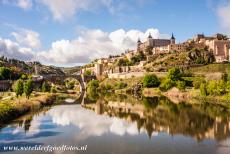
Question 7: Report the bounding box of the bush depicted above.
[0,67,12,80]
[115,82,128,89]
[160,79,175,91]
[193,78,206,89]
[13,79,24,98]
[24,79,33,99]
[200,83,207,96]
[87,79,99,92]
[84,70,92,75]
[142,74,160,88]
[100,83,113,91]
[177,81,186,91]
[206,80,217,95]
[216,80,226,95]
[167,67,182,81]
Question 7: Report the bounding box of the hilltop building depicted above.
[192,33,230,62]
[137,33,175,53]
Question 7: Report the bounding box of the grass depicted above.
[0,92,64,124]
[189,63,230,73]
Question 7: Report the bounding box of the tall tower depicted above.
[170,33,175,44]
[137,37,142,52]
[147,33,153,47]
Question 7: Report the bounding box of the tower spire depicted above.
[148,32,152,39]
[171,33,175,40]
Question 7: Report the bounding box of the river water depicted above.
[0,94,230,154]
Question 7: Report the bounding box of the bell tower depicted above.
[170,33,175,44]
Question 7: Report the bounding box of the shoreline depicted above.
[0,92,72,125]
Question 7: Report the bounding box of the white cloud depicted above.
[48,105,139,139]
[38,28,169,65]
[38,0,140,21]
[17,0,32,9]
[217,3,230,34]
[0,37,34,61]
[11,29,41,49]
[0,27,168,65]
[39,0,95,21]
[2,0,32,9]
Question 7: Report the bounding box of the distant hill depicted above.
[0,56,65,76]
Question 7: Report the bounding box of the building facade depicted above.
[137,33,175,53]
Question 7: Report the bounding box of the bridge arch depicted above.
[42,74,96,92]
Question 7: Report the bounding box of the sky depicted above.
[0,0,230,66]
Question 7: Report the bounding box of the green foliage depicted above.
[87,79,99,93]
[24,79,33,99]
[20,74,28,80]
[221,72,228,82]
[206,80,217,95]
[200,83,207,96]
[115,82,128,89]
[195,57,206,64]
[201,80,227,96]
[167,67,182,81]
[50,86,57,93]
[142,74,160,88]
[42,82,51,92]
[160,78,176,91]
[0,67,12,80]
[65,80,76,89]
[116,58,131,66]
[13,79,24,98]
[176,81,186,91]
[131,52,146,64]
[193,78,206,89]
[216,80,226,95]
[100,83,113,91]
[84,70,92,75]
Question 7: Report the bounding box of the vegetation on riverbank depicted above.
[87,65,230,106]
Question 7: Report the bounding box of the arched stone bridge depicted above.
[42,74,96,91]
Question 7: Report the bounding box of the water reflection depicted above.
[0,94,230,154]
[83,94,230,141]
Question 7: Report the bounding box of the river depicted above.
[0,94,230,154]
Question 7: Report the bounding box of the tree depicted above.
[0,67,12,80]
[84,70,92,75]
[142,74,160,88]
[87,79,99,93]
[24,79,33,99]
[160,78,176,91]
[167,67,182,81]
[13,79,24,98]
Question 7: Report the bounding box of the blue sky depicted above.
[0,0,230,66]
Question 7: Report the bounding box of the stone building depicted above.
[205,39,230,62]
[152,43,186,54]
[137,33,175,53]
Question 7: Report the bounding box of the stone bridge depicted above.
[42,74,96,92]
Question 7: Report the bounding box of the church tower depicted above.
[170,33,175,44]
[137,37,142,52]
[147,33,153,46]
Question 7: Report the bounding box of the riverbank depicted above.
[0,92,71,125]
[142,87,230,108]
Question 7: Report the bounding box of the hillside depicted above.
[0,56,65,76]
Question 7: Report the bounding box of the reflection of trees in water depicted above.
[84,94,230,141]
